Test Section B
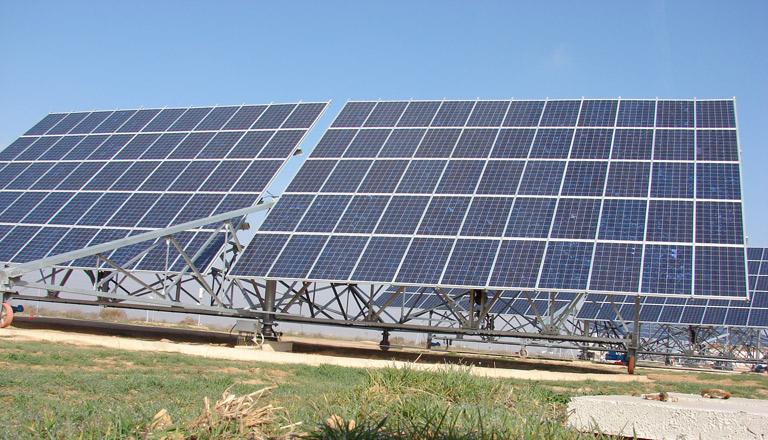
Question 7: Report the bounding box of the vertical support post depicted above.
[627,295,641,374]
[263,279,277,340]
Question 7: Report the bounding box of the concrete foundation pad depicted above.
[261,340,293,352]
[568,393,768,439]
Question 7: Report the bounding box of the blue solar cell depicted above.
[168,107,213,131]
[0,226,41,262]
[137,231,195,271]
[285,160,335,193]
[680,306,705,325]
[171,193,225,225]
[589,243,642,292]
[69,111,113,134]
[702,306,727,325]
[396,160,446,194]
[5,162,53,190]
[517,161,566,195]
[431,101,474,127]
[570,129,612,159]
[87,134,133,160]
[137,193,191,228]
[107,193,161,227]
[296,195,351,233]
[211,193,259,216]
[605,162,650,197]
[168,132,215,159]
[578,100,617,127]
[599,199,647,241]
[62,135,109,160]
[656,100,694,128]
[13,227,68,263]
[21,136,67,160]
[56,161,106,191]
[654,129,694,161]
[139,162,190,191]
[724,307,749,327]
[363,102,408,128]
[397,101,441,127]
[47,112,90,135]
[0,192,47,222]
[375,196,430,235]
[436,160,484,194]
[540,101,580,127]
[490,129,535,158]
[230,160,282,193]
[695,201,744,245]
[111,161,160,191]
[223,105,267,131]
[748,248,764,260]
[0,192,22,216]
[140,133,186,159]
[396,238,455,284]
[612,129,653,160]
[331,102,376,128]
[658,303,685,324]
[352,236,411,282]
[415,129,461,158]
[335,195,389,233]
[343,129,390,158]
[539,241,593,290]
[114,133,161,160]
[651,162,694,198]
[358,160,409,193]
[641,245,693,296]
[195,106,239,131]
[452,129,496,158]
[417,196,471,236]
[442,239,498,286]
[24,113,67,136]
[308,235,369,280]
[503,101,544,127]
[170,161,219,191]
[550,198,601,240]
[258,130,304,158]
[83,161,131,191]
[460,197,514,237]
[50,192,101,225]
[310,129,357,158]
[76,193,130,226]
[561,161,607,196]
[0,137,37,160]
[116,109,161,133]
[92,110,136,133]
[321,159,373,193]
[171,231,226,272]
[142,108,186,132]
[696,101,736,128]
[282,103,328,129]
[505,197,556,238]
[616,100,655,127]
[46,228,98,258]
[639,304,662,322]
[530,129,573,158]
[696,163,741,200]
[0,163,31,188]
[695,246,747,297]
[225,131,272,158]
[378,129,425,157]
[467,101,509,127]
[476,161,524,195]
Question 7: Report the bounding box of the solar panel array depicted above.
[0,102,328,271]
[232,99,747,298]
[373,286,578,317]
[577,247,768,328]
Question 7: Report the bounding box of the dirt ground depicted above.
[0,327,648,382]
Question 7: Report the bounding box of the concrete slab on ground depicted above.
[568,392,768,439]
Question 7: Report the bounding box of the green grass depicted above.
[1,335,767,439]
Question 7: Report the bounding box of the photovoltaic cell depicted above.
[0,102,328,269]
[232,99,746,299]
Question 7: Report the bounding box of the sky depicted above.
[1,1,766,246]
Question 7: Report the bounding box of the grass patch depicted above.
[1,337,766,439]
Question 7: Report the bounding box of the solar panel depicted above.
[577,247,767,328]
[0,102,328,272]
[231,99,748,299]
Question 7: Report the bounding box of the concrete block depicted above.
[262,340,293,352]
[567,393,768,440]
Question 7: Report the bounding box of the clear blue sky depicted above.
[1,1,766,245]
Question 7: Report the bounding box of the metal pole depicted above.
[627,295,641,374]
[263,279,277,339]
